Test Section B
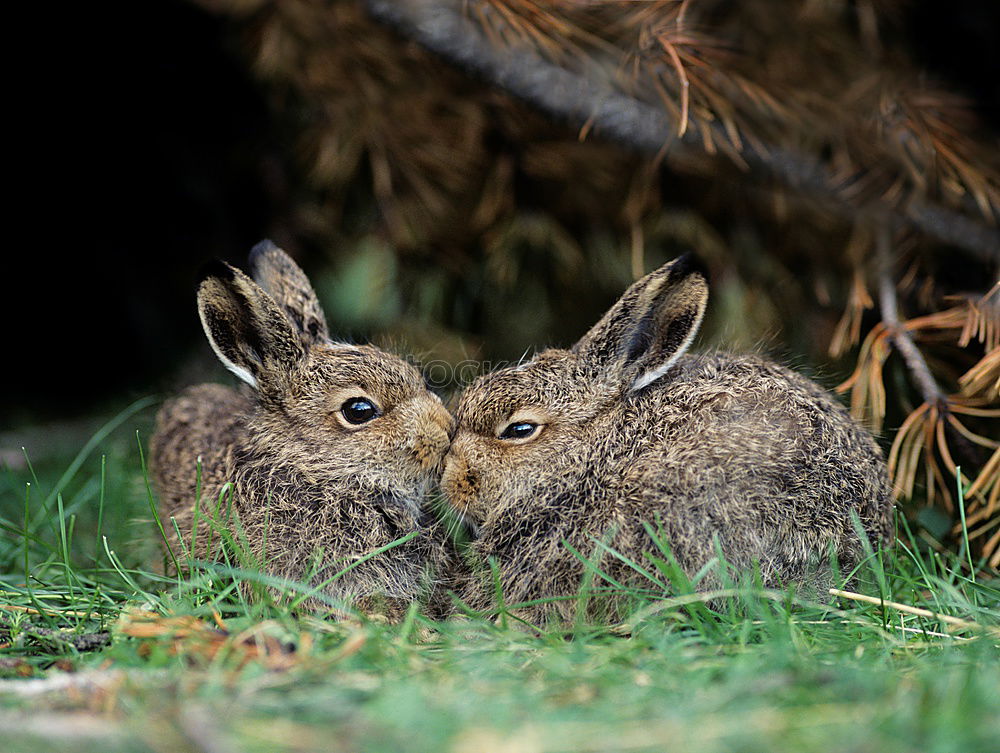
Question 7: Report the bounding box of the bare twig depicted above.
[20,626,111,653]
[0,710,126,742]
[0,604,94,618]
[829,588,999,636]
[0,670,134,698]
[875,224,946,408]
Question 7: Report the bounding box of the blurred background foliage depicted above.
[3,0,997,562]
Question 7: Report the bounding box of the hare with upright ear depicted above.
[149,241,454,617]
[442,255,893,624]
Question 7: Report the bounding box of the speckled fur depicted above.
[150,242,454,617]
[442,257,893,625]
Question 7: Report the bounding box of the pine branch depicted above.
[364,0,1000,262]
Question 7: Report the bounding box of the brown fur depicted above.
[442,255,893,624]
[149,241,454,617]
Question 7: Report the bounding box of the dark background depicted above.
[7,1,275,426]
[4,0,998,427]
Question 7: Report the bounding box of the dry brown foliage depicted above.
[117,608,334,672]
[838,279,999,566]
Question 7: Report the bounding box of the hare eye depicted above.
[341,397,380,425]
[499,421,538,440]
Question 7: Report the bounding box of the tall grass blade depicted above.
[135,430,180,576]
[32,396,158,533]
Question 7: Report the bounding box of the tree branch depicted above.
[875,224,945,408]
[364,0,1000,263]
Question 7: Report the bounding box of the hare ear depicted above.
[197,260,306,389]
[248,240,330,347]
[573,254,708,391]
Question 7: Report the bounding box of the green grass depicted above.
[1,403,998,753]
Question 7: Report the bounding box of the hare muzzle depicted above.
[410,397,453,472]
[440,452,477,514]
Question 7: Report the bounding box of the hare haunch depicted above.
[150,241,454,615]
[442,255,893,623]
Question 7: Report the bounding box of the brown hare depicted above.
[442,255,893,624]
[149,241,454,617]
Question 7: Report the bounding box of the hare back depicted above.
[149,382,250,559]
[606,352,891,566]
[622,352,890,533]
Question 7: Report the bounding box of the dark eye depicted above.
[341,397,380,425]
[499,421,538,440]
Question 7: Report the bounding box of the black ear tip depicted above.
[668,252,708,282]
[198,258,238,285]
